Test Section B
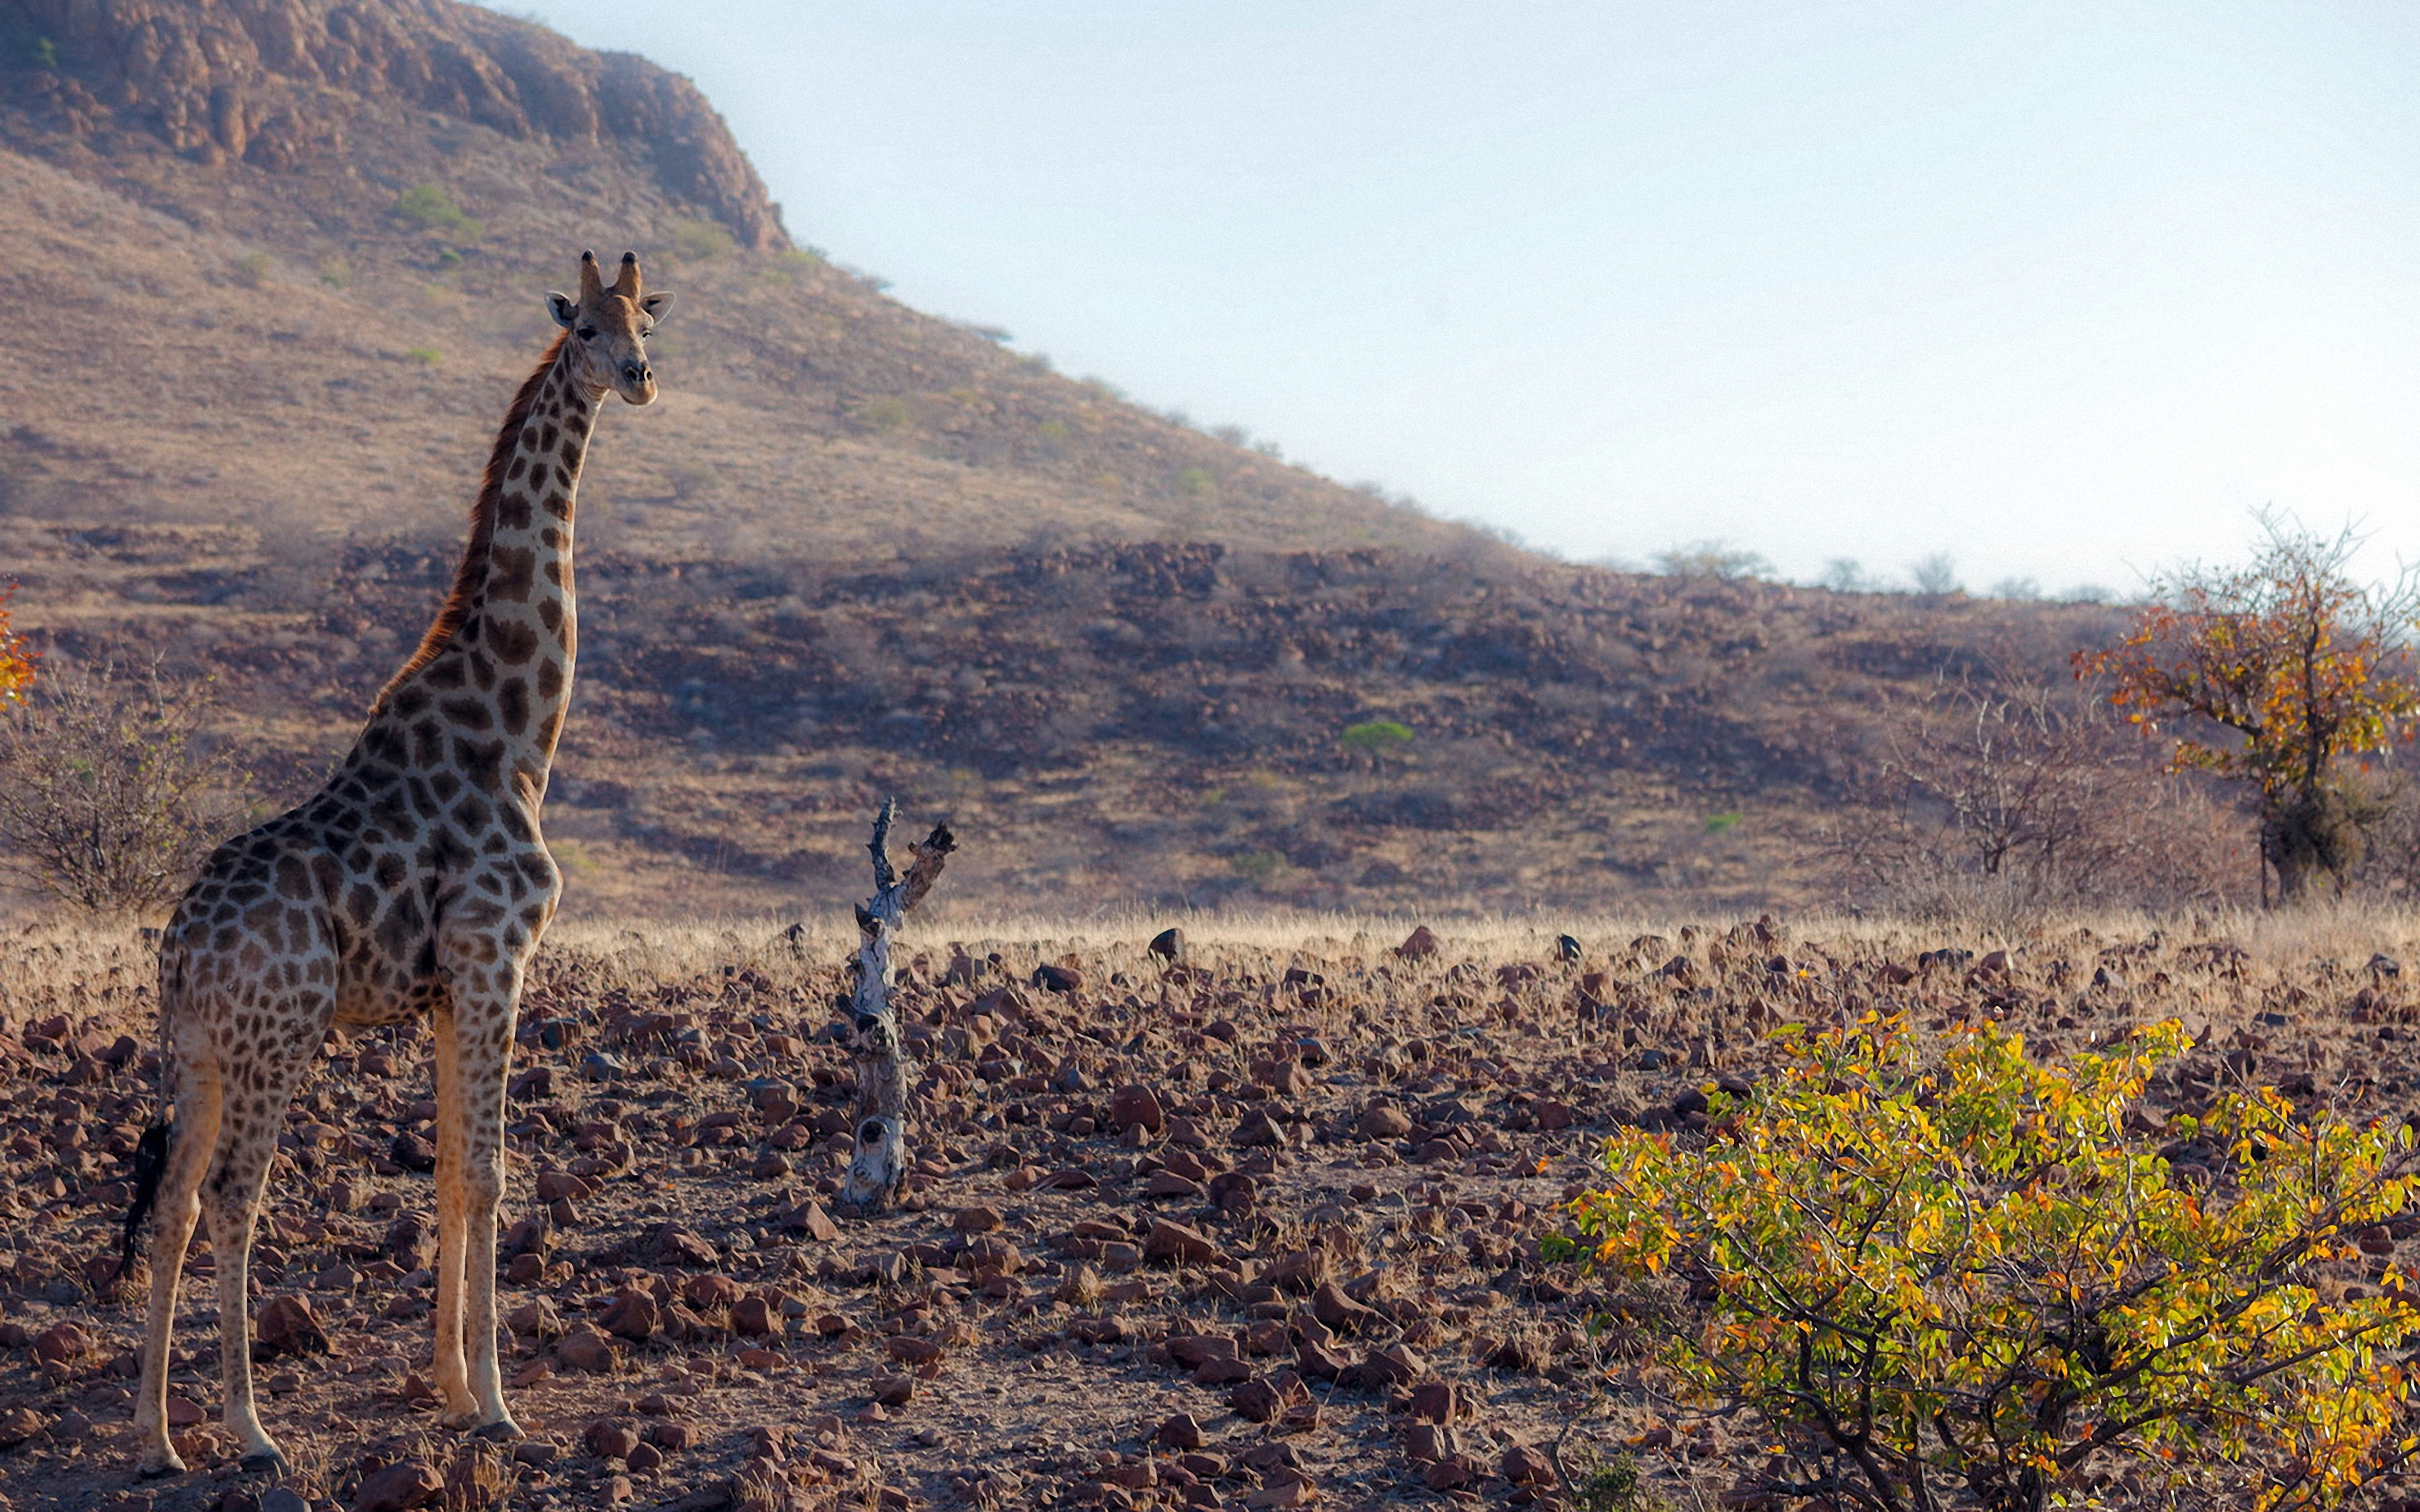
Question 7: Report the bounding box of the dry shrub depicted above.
[1828,671,2251,922]
[0,657,253,914]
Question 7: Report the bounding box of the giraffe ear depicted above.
[639,290,677,325]
[545,292,579,329]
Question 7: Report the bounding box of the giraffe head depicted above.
[545,250,676,405]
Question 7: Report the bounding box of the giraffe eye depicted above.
[576,326,597,341]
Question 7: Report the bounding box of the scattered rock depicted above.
[0,1407,44,1447]
[555,1326,617,1373]
[254,1294,329,1358]
[584,1420,643,1461]
[778,1200,843,1242]
[1032,964,1083,994]
[951,1205,1003,1234]
[1356,1103,1414,1140]
[1396,926,1441,960]
[1232,1111,1284,1147]
[1501,1445,1557,1487]
[1148,928,1185,962]
[1143,1221,1223,1266]
[31,1322,93,1366]
[352,1459,443,1512]
[1110,1084,1164,1134]
[1155,1413,1204,1450]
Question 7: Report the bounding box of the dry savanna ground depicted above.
[2,909,2420,1510]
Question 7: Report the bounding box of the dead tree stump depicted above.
[836,798,956,1215]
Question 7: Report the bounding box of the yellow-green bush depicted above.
[1561,1016,2420,1512]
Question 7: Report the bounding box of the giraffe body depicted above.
[128,253,674,1477]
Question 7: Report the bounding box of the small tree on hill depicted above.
[2077,515,2420,901]
[0,587,32,706]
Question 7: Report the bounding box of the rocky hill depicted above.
[0,0,2229,922]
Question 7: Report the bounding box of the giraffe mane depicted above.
[376,333,568,706]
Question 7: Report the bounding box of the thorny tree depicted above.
[0,657,250,914]
[1832,669,2232,916]
[2078,515,2420,901]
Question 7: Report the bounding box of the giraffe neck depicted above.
[475,349,597,778]
[365,339,598,794]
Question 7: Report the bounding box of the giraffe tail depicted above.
[119,1121,171,1282]
[122,936,186,1281]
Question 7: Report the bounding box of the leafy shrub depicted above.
[670,219,734,260]
[230,250,272,288]
[393,184,483,240]
[0,659,252,914]
[1340,720,1413,761]
[858,397,912,432]
[1564,1016,2420,1512]
[406,347,442,366]
[1910,552,1962,595]
[1176,467,1217,499]
[1656,539,1771,581]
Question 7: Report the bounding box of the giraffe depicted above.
[123,250,674,1477]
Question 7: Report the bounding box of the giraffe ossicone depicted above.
[123,250,675,1478]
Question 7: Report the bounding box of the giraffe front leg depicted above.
[430,1007,477,1425]
[434,963,525,1437]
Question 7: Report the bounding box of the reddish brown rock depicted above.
[353,1459,444,1512]
[1396,926,1441,960]
[1311,1281,1376,1333]
[683,1273,745,1309]
[779,1200,843,1242]
[951,1205,1004,1234]
[1111,1084,1165,1134]
[0,1406,43,1447]
[584,1420,643,1461]
[1501,1445,1557,1487]
[32,1322,93,1366]
[1405,1422,1461,1463]
[600,1289,660,1341]
[554,1326,617,1373]
[1356,1103,1414,1140]
[1144,1220,1224,1266]
[254,1294,329,1358]
[731,1296,778,1337]
[1232,1111,1284,1147]
[1408,1379,1466,1421]
[1155,1412,1205,1450]
[1422,1454,1485,1492]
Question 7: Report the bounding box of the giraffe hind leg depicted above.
[198,1017,320,1474]
[132,1045,221,1478]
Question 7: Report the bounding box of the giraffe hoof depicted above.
[137,1453,188,1479]
[470,1418,526,1443]
[240,1448,291,1476]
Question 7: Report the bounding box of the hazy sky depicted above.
[510,2,2420,593]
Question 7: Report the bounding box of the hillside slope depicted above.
[0,0,2238,923]
[0,0,1459,561]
